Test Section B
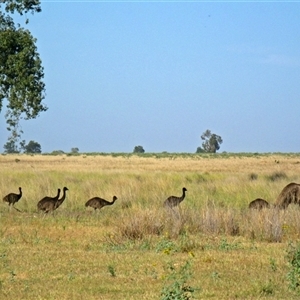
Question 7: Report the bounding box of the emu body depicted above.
[85,196,118,211]
[274,182,300,209]
[249,198,270,210]
[37,189,61,213]
[164,187,187,209]
[3,187,22,211]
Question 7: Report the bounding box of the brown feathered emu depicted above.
[274,182,300,209]
[85,195,118,211]
[249,198,270,210]
[164,187,187,209]
[37,188,61,213]
[3,187,22,212]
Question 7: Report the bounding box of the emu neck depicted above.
[180,190,186,203]
[59,191,67,202]
[58,190,67,205]
[55,190,61,200]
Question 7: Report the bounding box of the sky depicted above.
[1,1,300,153]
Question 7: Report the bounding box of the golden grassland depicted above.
[1,153,300,299]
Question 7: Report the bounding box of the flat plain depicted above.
[1,153,300,299]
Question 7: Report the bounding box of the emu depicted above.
[249,198,270,210]
[274,182,300,209]
[37,188,61,213]
[85,195,118,211]
[3,187,22,212]
[164,187,187,209]
[85,196,118,211]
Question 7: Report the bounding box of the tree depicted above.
[23,140,41,153]
[0,0,47,151]
[133,145,145,153]
[196,129,223,153]
[71,147,79,154]
[3,139,19,153]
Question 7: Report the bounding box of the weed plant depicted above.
[287,242,300,292]
[160,260,196,300]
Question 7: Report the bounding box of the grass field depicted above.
[1,153,300,299]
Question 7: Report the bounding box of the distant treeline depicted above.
[3,151,300,159]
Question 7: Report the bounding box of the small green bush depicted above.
[160,260,196,300]
[286,242,300,292]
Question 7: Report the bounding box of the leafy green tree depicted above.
[1,0,47,151]
[196,129,223,153]
[133,145,145,153]
[195,146,205,153]
[3,138,19,153]
[23,140,41,153]
[71,147,79,154]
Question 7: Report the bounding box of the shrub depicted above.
[160,260,196,300]
[267,171,287,182]
[286,242,300,292]
[249,173,258,180]
[133,145,145,153]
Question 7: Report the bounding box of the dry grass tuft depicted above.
[246,208,284,242]
[116,209,165,240]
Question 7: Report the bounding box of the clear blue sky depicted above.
[1,1,300,153]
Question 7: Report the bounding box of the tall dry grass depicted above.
[1,153,300,299]
[1,154,300,241]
